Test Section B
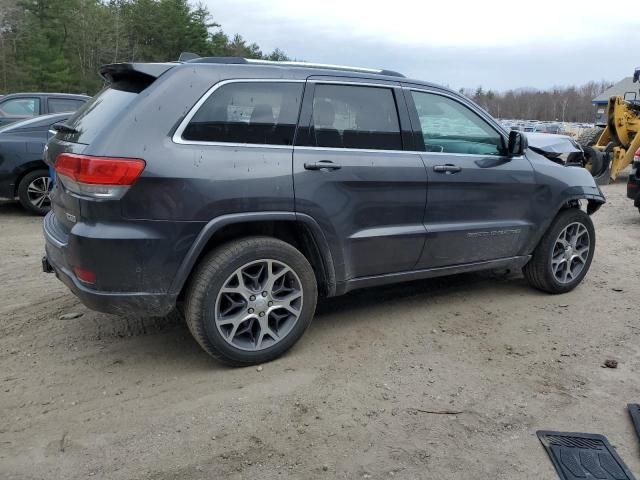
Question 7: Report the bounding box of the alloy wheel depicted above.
[26,176,52,209]
[214,259,304,351]
[551,222,590,284]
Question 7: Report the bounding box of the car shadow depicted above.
[81,269,531,372]
[0,199,26,216]
[315,269,530,319]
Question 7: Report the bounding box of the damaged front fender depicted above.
[526,132,582,156]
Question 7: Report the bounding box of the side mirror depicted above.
[507,130,527,156]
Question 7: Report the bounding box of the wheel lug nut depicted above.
[268,301,273,307]
[250,295,256,301]
[259,312,265,317]
[248,308,254,313]
[262,291,268,297]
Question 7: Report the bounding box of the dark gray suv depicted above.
[42,58,605,365]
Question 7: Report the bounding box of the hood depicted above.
[526,132,581,155]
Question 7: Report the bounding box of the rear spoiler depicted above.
[99,62,176,84]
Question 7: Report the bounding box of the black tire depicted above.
[17,169,52,215]
[575,127,604,147]
[523,209,595,294]
[567,127,606,177]
[568,127,606,177]
[184,236,318,366]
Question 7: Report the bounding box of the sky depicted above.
[203,0,639,91]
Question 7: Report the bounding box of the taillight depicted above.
[635,148,640,163]
[73,266,96,284]
[54,153,145,199]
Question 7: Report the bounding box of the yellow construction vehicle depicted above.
[572,67,640,185]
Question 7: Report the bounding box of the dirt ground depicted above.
[1,179,639,480]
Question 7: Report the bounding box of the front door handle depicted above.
[433,164,462,174]
[304,160,342,171]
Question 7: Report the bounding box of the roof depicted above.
[0,92,89,99]
[592,77,638,104]
[186,57,406,79]
[101,57,451,97]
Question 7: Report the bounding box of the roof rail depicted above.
[182,55,405,78]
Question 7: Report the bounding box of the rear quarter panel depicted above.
[85,65,296,221]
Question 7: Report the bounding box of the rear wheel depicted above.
[184,237,318,366]
[523,209,595,294]
[17,169,52,215]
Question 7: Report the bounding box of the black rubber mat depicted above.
[537,431,635,480]
[629,404,640,442]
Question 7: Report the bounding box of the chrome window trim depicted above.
[294,145,415,155]
[172,78,520,160]
[172,78,305,147]
[293,145,522,159]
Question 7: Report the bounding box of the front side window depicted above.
[0,97,40,118]
[182,82,304,146]
[305,84,402,150]
[410,91,503,155]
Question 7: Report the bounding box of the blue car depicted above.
[0,113,69,214]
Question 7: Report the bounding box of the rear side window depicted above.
[48,98,85,114]
[182,82,304,146]
[58,87,138,144]
[301,84,402,150]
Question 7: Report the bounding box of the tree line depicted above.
[0,0,289,94]
[461,81,613,123]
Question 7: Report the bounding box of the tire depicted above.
[575,127,604,147]
[17,169,52,215]
[567,127,607,177]
[523,209,595,294]
[184,236,318,366]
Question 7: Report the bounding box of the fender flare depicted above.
[168,211,339,297]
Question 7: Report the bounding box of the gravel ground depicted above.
[1,179,639,480]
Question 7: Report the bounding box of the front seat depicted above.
[313,99,342,148]
[248,104,275,143]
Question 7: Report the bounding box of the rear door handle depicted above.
[433,164,461,174]
[304,160,342,171]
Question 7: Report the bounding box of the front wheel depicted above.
[523,209,595,294]
[184,237,318,366]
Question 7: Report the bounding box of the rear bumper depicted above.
[43,212,177,316]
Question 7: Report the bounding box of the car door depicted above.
[293,79,428,281]
[404,87,537,269]
[0,96,41,126]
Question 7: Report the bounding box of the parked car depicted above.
[42,58,605,366]
[0,113,69,214]
[0,93,88,127]
[534,124,561,134]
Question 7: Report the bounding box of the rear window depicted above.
[181,82,304,146]
[57,87,138,144]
